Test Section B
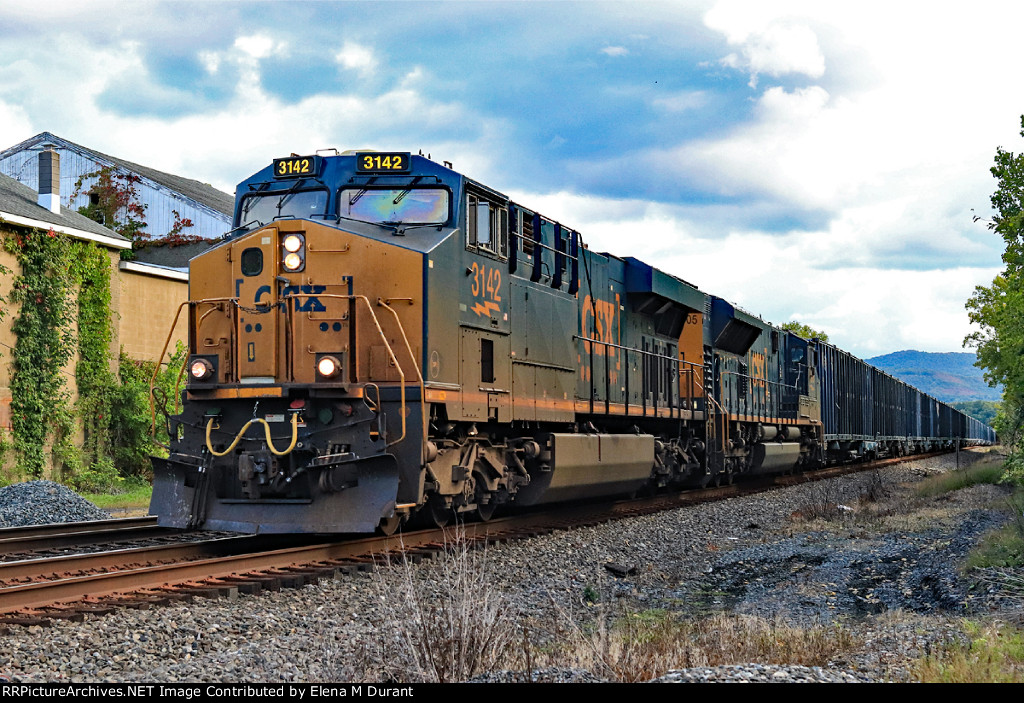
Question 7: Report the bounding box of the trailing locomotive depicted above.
[149,151,996,534]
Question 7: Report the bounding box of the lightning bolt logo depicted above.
[471,300,501,317]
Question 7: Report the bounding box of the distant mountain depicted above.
[865,350,1002,404]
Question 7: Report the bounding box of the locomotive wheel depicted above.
[377,514,403,536]
[426,497,452,528]
[476,500,496,522]
[473,479,498,522]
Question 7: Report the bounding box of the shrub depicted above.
[339,527,517,682]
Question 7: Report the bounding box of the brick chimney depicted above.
[38,145,60,214]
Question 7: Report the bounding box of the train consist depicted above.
[149,151,996,534]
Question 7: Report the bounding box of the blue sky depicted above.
[0,0,1020,359]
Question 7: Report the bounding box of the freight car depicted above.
[149,151,995,534]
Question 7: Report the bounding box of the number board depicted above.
[356,152,411,173]
[273,155,321,179]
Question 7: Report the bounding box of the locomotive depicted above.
[149,151,996,534]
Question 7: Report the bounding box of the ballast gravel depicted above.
[0,480,110,527]
[0,451,1015,684]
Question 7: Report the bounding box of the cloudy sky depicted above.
[0,1,1019,359]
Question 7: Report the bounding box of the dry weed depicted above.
[323,526,519,682]
[545,582,859,682]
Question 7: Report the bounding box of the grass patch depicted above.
[911,620,1024,683]
[790,471,906,529]
[915,463,1006,499]
[967,526,1024,568]
[548,606,860,682]
[966,491,1024,568]
[81,476,152,510]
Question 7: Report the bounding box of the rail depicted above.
[717,368,803,423]
[375,298,427,459]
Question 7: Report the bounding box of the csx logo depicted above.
[750,350,766,390]
[581,294,620,357]
[253,284,327,312]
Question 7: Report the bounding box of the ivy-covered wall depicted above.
[0,222,173,486]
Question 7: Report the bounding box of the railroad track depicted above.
[0,450,970,627]
[0,516,172,559]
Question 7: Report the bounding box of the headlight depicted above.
[317,355,342,379]
[190,358,215,381]
[280,232,305,272]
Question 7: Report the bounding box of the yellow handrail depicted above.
[149,297,241,438]
[376,298,426,460]
[284,293,409,447]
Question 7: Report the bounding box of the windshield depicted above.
[239,188,329,227]
[339,187,449,225]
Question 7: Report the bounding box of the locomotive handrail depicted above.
[149,297,243,439]
[149,293,413,448]
[716,368,804,424]
[704,391,730,456]
[283,292,409,448]
[719,368,800,390]
[376,298,427,461]
[574,334,702,419]
[573,335,703,368]
[149,299,190,439]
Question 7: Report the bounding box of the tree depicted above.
[72,166,149,245]
[781,321,829,342]
[951,400,1001,427]
[965,114,1024,478]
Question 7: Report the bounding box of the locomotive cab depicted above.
[152,152,454,533]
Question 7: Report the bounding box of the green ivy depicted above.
[1,225,185,486]
[4,228,77,477]
[70,243,114,472]
[108,343,186,478]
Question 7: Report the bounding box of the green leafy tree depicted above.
[966,115,1024,478]
[781,321,829,342]
[951,400,1001,427]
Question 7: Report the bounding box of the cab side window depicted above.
[467,192,508,258]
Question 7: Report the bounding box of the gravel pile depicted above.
[0,451,1014,683]
[0,480,110,527]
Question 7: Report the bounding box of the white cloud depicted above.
[335,42,377,73]
[0,100,33,144]
[500,186,999,358]
[2,1,1022,359]
[233,35,281,60]
[718,24,824,88]
[651,90,707,113]
[0,27,484,194]
[198,50,221,75]
[706,1,825,87]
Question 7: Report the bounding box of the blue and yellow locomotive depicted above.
[149,151,995,534]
